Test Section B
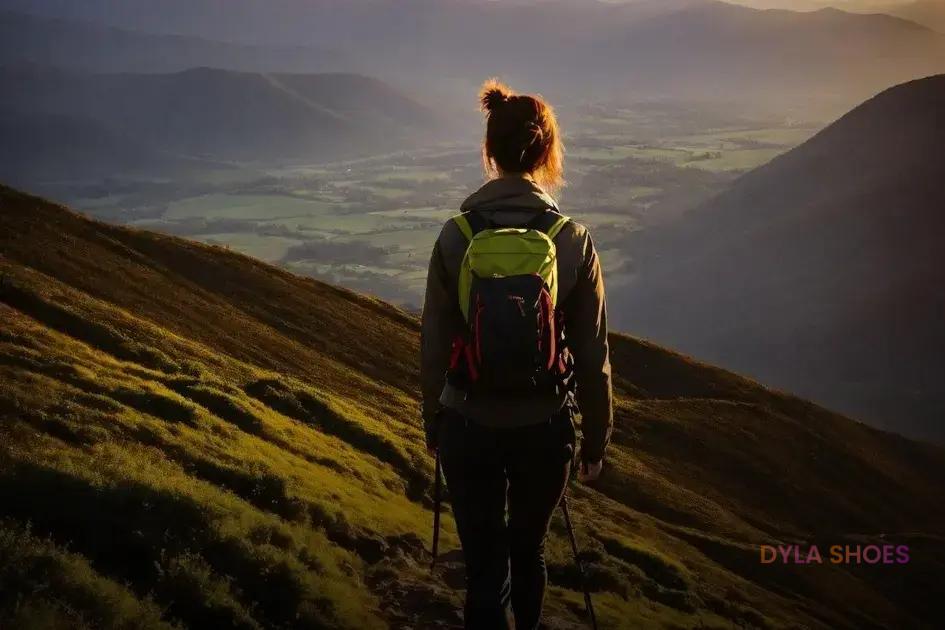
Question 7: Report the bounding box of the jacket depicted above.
[420,176,613,462]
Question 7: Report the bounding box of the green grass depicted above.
[368,206,454,220]
[0,523,175,630]
[670,126,816,148]
[0,301,436,629]
[682,148,788,172]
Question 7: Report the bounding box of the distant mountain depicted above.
[0,109,174,183]
[0,66,442,177]
[6,0,944,108]
[0,10,349,74]
[621,75,945,442]
[596,3,945,104]
[886,0,945,33]
[2,183,944,627]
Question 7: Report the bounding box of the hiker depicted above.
[421,79,613,630]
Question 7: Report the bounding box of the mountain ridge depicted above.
[883,0,945,33]
[0,9,348,74]
[0,65,443,184]
[620,73,945,443]
[4,1,943,109]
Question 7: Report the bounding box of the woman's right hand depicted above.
[578,459,603,483]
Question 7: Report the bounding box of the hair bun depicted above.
[479,78,512,113]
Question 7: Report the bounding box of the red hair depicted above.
[479,78,564,192]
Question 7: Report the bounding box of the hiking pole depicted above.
[561,490,598,630]
[431,449,443,572]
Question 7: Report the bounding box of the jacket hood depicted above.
[460,177,559,214]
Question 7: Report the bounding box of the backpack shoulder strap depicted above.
[451,211,493,242]
[452,213,473,241]
[526,210,571,241]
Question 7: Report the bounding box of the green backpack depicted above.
[447,210,572,393]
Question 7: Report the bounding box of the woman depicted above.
[420,79,613,630]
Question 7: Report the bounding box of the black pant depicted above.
[438,407,576,630]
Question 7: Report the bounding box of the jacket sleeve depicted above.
[420,233,460,448]
[562,231,613,463]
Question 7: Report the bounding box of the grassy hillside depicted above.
[1,184,944,629]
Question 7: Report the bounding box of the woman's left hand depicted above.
[578,459,603,483]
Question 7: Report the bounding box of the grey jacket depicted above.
[420,176,613,462]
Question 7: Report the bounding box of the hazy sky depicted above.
[724,0,910,9]
[589,0,915,9]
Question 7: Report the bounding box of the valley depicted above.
[48,105,818,310]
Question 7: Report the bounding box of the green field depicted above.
[198,232,304,263]
[165,194,333,221]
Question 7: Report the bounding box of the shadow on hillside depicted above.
[0,522,175,629]
[0,460,341,629]
[244,377,428,500]
[164,379,263,433]
[0,283,181,373]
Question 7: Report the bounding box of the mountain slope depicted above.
[1,185,944,628]
[597,3,945,104]
[0,65,441,172]
[620,74,945,443]
[887,0,945,33]
[0,108,179,183]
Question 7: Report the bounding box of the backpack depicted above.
[447,209,573,394]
